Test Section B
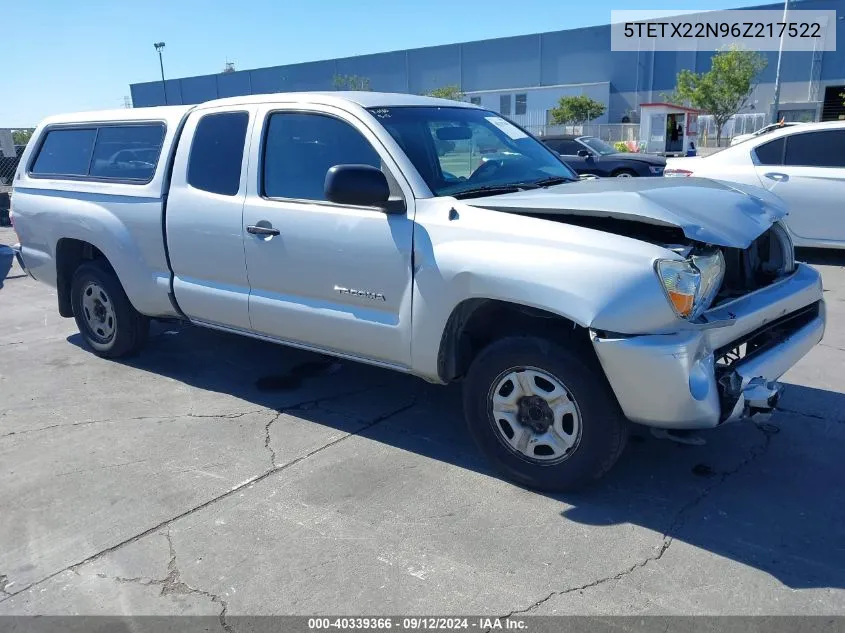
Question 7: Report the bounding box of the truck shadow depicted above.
[67,320,845,592]
[0,244,15,290]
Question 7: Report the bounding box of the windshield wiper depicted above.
[528,175,576,187]
[452,183,539,200]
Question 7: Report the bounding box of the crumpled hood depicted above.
[466,176,787,248]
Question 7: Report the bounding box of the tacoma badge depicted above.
[334,285,386,302]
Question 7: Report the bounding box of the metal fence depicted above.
[1,129,33,186]
[522,115,777,150]
[1,128,32,225]
[526,122,641,143]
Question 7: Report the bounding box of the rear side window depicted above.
[187,112,249,196]
[31,128,97,176]
[754,137,784,166]
[89,125,165,181]
[31,124,164,181]
[784,130,845,168]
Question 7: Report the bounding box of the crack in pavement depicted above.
[107,530,234,632]
[0,410,270,439]
[777,406,844,424]
[496,425,776,621]
[0,390,420,605]
[262,381,392,469]
[264,412,282,469]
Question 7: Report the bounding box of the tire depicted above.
[463,336,628,492]
[613,169,637,178]
[70,260,149,358]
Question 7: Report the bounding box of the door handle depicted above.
[764,172,788,182]
[246,225,280,236]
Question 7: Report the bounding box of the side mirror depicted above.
[577,149,591,158]
[325,164,391,208]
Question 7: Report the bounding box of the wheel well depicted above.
[437,299,595,383]
[611,167,636,176]
[55,239,107,317]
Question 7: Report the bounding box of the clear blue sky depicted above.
[5,0,758,127]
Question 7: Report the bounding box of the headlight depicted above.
[656,250,725,320]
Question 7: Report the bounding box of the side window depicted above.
[89,125,165,181]
[263,112,381,201]
[469,97,481,106]
[188,112,249,196]
[784,130,845,168]
[558,139,582,155]
[543,140,563,153]
[31,128,97,176]
[754,137,784,166]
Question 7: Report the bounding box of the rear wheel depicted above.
[463,336,627,491]
[70,260,148,358]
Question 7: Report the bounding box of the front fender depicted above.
[409,201,680,379]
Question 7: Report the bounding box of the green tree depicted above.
[673,46,767,147]
[549,95,606,125]
[332,74,371,91]
[12,129,33,145]
[427,85,464,101]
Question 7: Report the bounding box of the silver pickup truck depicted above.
[10,92,825,490]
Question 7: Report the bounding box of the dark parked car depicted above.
[542,135,666,178]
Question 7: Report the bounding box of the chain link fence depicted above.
[1,128,33,226]
[523,116,780,151]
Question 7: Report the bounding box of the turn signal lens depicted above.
[656,259,700,319]
[656,251,726,320]
[667,289,695,316]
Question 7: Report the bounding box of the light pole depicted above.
[154,42,167,105]
[771,0,788,124]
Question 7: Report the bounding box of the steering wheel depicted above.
[467,159,504,183]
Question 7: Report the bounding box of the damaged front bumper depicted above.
[591,263,825,429]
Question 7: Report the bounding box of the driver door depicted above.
[240,104,416,367]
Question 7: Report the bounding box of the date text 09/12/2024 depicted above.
[307,617,527,630]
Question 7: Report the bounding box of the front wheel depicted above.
[463,336,627,491]
[613,169,637,178]
[70,260,149,358]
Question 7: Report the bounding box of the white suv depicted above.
[666,121,845,249]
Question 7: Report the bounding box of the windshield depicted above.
[579,136,617,155]
[368,106,576,197]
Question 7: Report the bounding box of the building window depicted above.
[470,97,481,106]
[515,94,527,115]
[500,94,512,116]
